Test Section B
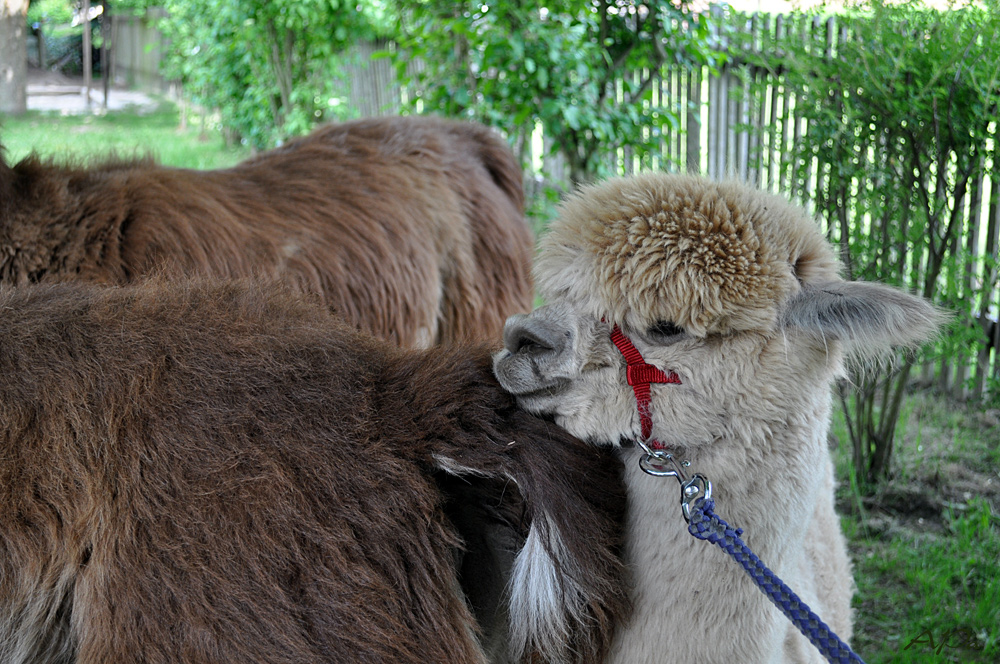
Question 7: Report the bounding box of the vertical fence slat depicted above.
[686,66,702,174]
[957,164,985,398]
[674,67,685,171]
[726,67,739,179]
[787,15,808,199]
[750,14,769,185]
[977,137,999,397]
[658,66,665,171]
[721,67,731,179]
[771,14,786,193]
[707,70,718,178]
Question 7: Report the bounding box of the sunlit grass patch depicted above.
[2,103,251,169]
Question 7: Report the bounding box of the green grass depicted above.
[832,391,1000,663]
[847,500,1000,663]
[1,102,251,169]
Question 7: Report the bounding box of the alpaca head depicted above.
[494,173,943,451]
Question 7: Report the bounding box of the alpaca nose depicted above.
[502,314,569,358]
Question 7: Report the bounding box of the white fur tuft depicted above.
[507,518,588,664]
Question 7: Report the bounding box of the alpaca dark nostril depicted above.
[513,329,553,355]
[502,314,567,357]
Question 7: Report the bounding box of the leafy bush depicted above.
[389,0,727,186]
[158,0,389,148]
[26,0,73,26]
[736,0,1000,486]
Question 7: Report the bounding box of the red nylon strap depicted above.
[609,324,681,442]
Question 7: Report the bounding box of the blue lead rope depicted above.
[613,320,867,664]
[687,497,866,664]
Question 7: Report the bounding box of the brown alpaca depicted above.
[0,115,533,347]
[0,278,627,664]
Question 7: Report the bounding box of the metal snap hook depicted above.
[680,474,712,521]
[638,445,691,482]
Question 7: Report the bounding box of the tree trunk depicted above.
[0,0,29,115]
[101,0,109,110]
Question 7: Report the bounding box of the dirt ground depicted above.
[836,393,1000,535]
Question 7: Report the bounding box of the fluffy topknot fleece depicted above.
[535,172,843,336]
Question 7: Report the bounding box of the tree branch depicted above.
[596,6,646,107]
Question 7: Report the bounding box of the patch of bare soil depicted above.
[837,393,1000,536]
[27,64,80,88]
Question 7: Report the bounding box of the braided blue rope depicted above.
[687,498,866,664]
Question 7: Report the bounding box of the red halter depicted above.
[608,324,681,445]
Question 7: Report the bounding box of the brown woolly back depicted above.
[0,115,533,347]
[0,278,626,664]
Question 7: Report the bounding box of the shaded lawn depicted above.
[833,391,1000,663]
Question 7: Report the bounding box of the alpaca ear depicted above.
[780,280,947,360]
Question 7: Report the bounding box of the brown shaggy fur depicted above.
[0,279,627,664]
[0,115,534,347]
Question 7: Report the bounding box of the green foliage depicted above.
[390,0,726,185]
[27,0,72,26]
[109,0,161,11]
[158,0,389,148]
[735,0,1000,486]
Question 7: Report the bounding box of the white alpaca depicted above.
[495,173,943,663]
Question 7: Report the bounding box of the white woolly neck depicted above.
[606,412,833,664]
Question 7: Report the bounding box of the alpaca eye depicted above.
[648,321,684,339]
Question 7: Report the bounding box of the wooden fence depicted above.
[507,13,998,402]
[109,9,1000,400]
[108,9,173,94]
[684,13,998,402]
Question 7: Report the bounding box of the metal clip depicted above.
[638,446,690,480]
[680,474,712,522]
[636,442,712,522]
